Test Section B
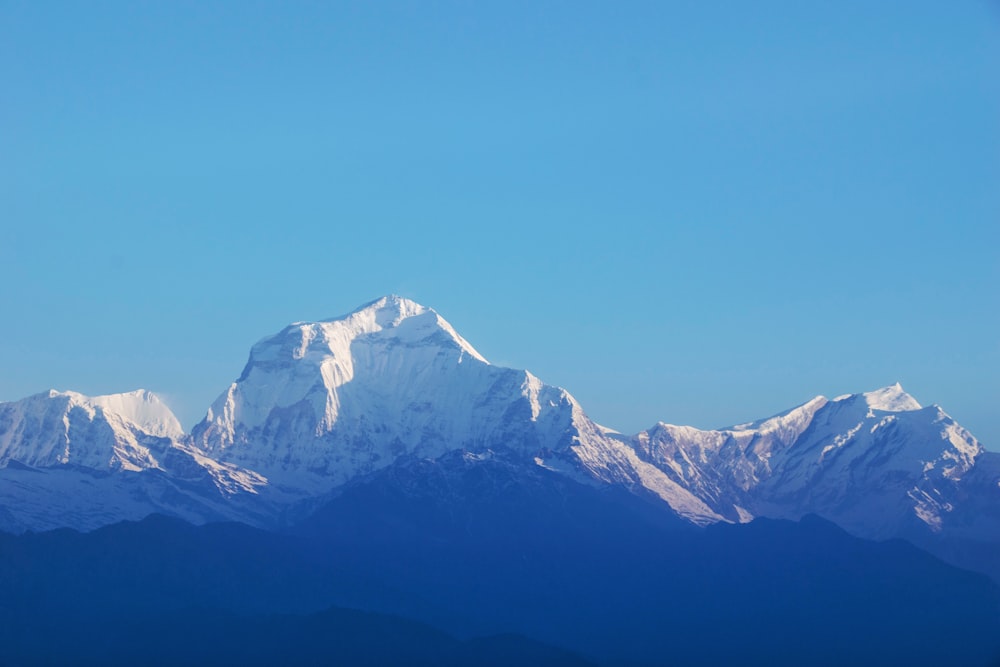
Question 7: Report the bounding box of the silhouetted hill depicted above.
[0,604,595,667]
[295,452,1000,666]
[0,451,997,666]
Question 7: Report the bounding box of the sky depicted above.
[1,1,998,446]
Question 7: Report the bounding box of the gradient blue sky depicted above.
[2,1,998,445]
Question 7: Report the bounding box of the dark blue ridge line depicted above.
[0,454,998,667]
[0,605,596,667]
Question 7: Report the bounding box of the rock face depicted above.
[0,295,996,560]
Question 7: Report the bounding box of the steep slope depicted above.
[0,389,181,471]
[0,295,995,556]
[0,390,267,532]
[189,296,717,520]
[192,296,578,488]
[630,383,992,542]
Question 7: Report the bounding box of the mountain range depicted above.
[1,295,998,665]
[2,296,995,546]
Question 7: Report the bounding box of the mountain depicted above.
[0,462,997,667]
[0,511,598,666]
[1,296,999,665]
[290,449,1000,666]
[629,383,994,538]
[0,295,997,579]
[0,389,181,471]
[188,295,715,521]
[191,296,581,488]
[185,296,998,547]
[0,389,267,532]
[27,606,596,667]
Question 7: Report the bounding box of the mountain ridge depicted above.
[0,295,996,583]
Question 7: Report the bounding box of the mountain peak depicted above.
[195,296,549,482]
[85,389,185,439]
[309,295,488,364]
[39,388,184,439]
[333,294,429,329]
[0,388,183,472]
[836,383,922,412]
[250,297,487,374]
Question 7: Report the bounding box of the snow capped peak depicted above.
[299,295,488,364]
[334,294,429,328]
[42,389,184,439]
[834,383,922,413]
[0,388,185,472]
[864,382,921,412]
[194,297,582,488]
[208,297,498,439]
[0,296,994,550]
[84,389,184,439]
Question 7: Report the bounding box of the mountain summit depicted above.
[632,382,986,539]
[0,389,181,471]
[854,382,922,412]
[190,295,592,492]
[186,295,722,520]
[0,296,996,573]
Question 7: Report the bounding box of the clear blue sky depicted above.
[1,1,998,446]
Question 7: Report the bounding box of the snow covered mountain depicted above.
[0,295,996,560]
[188,296,716,520]
[0,389,182,471]
[0,389,266,532]
[191,297,578,486]
[186,295,996,539]
[629,383,995,540]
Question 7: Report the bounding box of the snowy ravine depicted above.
[0,295,997,550]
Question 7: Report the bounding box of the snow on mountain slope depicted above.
[192,297,564,484]
[0,389,269,532]
[0,389,182,472]
[189,295,715,521]
[629,383,988,538]
[87,389,185,439]
[631,395,830,522]
[0,460,263,534]
[0,296,995,546]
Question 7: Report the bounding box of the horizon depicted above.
[2,2,997,447]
